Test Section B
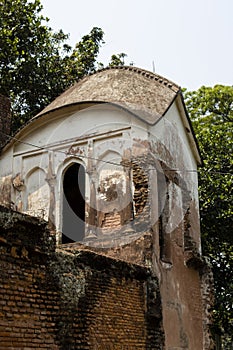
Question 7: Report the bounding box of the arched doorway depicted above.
[62,163,85,243]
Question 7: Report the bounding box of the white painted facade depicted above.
[0,67,201,250]
[0,100,200,247]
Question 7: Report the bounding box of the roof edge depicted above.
[97,65,180,92]
[176,92,203,166]
[35,66,180,119]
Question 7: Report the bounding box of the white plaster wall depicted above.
[0,102,200,247]
[165,102,200,206]
[0,105,134,224]
[0,148,13,176]
[13,105,132,155]
[149,102,201,250]
[149,103,198,191]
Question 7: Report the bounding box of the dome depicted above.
[35,66,180,125]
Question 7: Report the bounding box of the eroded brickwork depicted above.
[0,206,165,349]
[200,262,215,350]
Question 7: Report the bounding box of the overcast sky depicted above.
[41,0,233,90]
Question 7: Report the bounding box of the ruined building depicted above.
[0,67,213,349]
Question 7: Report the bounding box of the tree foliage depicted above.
[109,53,127,67]
[0,0,105,132]
[184,85,233,345]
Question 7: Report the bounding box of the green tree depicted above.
[184,85,233,347]
[0,0,104,132]
[109,53,127,66]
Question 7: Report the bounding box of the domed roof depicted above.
[36,66,180,125]
[1,66,201,164]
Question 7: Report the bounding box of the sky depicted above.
[40,0,233,91]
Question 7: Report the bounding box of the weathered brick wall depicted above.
[0,206,57,349]
[0,206,164,349]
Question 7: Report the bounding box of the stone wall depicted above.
[0,206,164,349]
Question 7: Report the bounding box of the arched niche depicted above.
[25,167,49,219]
[96,150,133,232]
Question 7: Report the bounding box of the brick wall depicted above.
[0,206,164,349]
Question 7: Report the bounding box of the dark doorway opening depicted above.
[62,163,85,243]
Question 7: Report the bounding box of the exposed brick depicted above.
[0,206,164,349]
